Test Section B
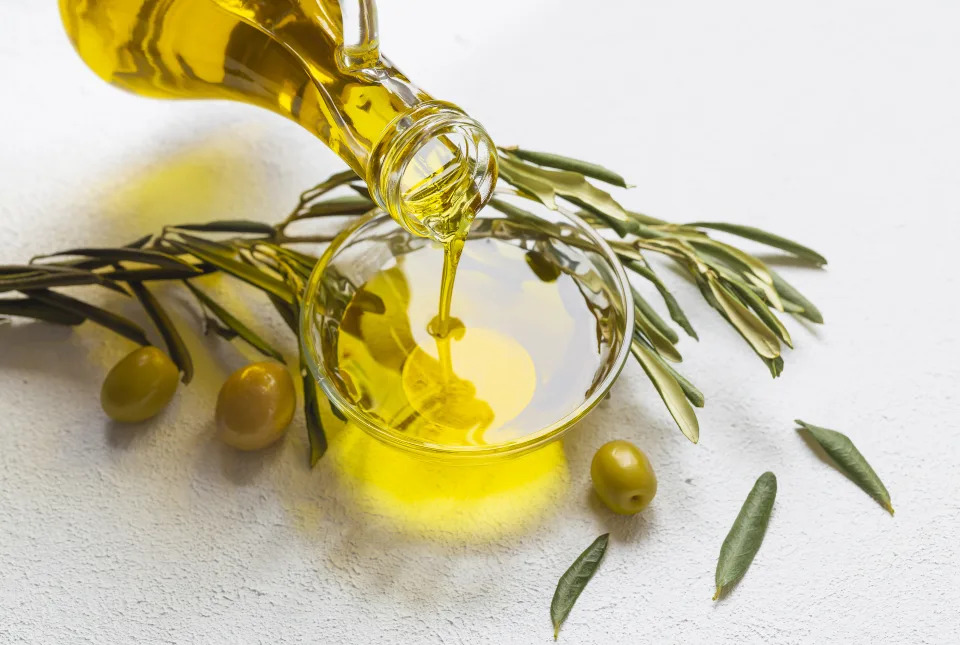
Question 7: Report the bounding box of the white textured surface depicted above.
[2,2,959,643]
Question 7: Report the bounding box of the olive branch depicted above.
[0,148,825,462]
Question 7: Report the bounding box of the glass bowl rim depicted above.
[299,203,635,461]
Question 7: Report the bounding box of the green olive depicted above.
[591,440,658,515]
[101,346,179,422]
[216,361,295,451]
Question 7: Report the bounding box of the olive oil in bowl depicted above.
[301,197,634,460]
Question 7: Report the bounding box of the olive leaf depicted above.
[634,312,682,363]
[725,279,793,348]
[128,282,193,383]
[298,169,360,203]
[625,260,698,340]
[637,338,704,408]
[169,220,275,235]
[32,247,199,271]
[0,297,86,326]
[184,281,284,362]
[551,533,609,640]
[525,250,562,282]
[298,195,375,219]
[25,289,149,346]
[707,276,780,360]
[687,222,827,266]
[301,361,328,467]
[1,267,128,295]
[795,420,893,515]
[770,269,823,324]
[715,472,777,600]
[631,287,679,345]
[501,147,631,188]
[499,155,635,237]
[170,235,295,305]
[104,266,213,282]
[631,340,699,443]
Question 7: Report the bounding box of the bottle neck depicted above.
[367,101,499,242]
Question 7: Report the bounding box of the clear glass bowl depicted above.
[300,194,634,461]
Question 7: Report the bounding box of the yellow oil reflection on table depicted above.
[326,422,569,541]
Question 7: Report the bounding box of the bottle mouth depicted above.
[367,101,498,242]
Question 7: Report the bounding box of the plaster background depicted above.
[1,2,958,643]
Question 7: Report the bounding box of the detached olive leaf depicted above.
[184,282,284,362]
[129,282,194,383]
[631,340,699,443]
[550,533,609,640]
[715,472,777,600]
[795,420,894,515]
[687,222,827,266]
[501,147,631,188]
[25,289,149,346]
[707,276,780,360]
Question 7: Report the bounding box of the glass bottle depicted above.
[58,0,498,241]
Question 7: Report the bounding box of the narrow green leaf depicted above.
[563,195,631,238]
[497,166,559,210]
[688,222,827,266]
[770,269,823,324]
[298,169,360,203]
[631,287,679,344]
[329,398,347,421]
[631,340,699,443]
[525,250,561,282]
[268,293,299,335]
[0,298,85,326]
[184,282,284,362]
[634,335,704,407]
[503,147,631,188]
[499,156,635,237]
[170,235,294,305]
[105,266,213,282]
[715,472,777,600]
[25,289,149,346]
[129,282,194,383]
[707,276,781,360]
[301,362,328,467]
[33,247,199,271]
[550,534,609,640]
[300,196,375,219]
[795,420,893,515]
[1,269,127,295]
[725,279,793,348]
[170,220,275,235]
[763,355,784,378]
[625,260,698,340]
[634,311,682,363]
